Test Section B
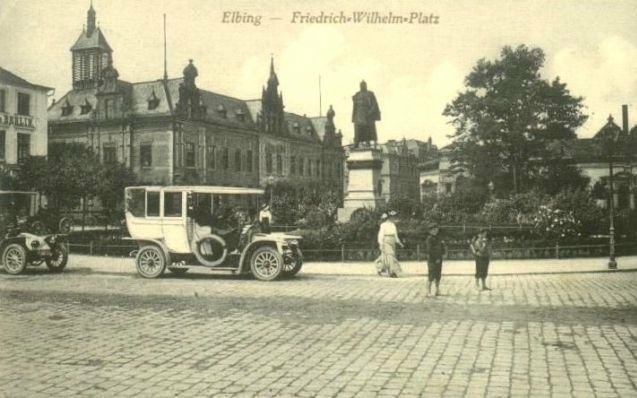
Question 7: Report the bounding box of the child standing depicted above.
[470,228,492,291]
[425,223,446,296]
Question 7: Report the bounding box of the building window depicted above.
[62,100,73,116]
[276,154,282,175]
[299,157,304,176]
[222,147,229,170]
[316,160,321,177]
[445,183,452,194]
[307,159,312,177]
[235,149,242,172]
[104,98,114,119]
[266,152,273,174]
[80,99,92,115]
[147,90,160,110]
[140,144,152,167]
[17,93,30,116]
[17,134,30,164]
[103,145,117,164]
[246,150,253,172]
[0,90,5,112]
[290,156,296,175]
[207,145,216,169]
[0,130,5,161]
[185,143,195,168]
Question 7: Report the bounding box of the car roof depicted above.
[125,186,265,195]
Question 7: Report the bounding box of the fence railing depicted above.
[67,240,637,262]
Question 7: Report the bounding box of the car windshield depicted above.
[191,192,259,227]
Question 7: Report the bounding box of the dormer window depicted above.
[235,109,245,122]
[61,100,73,116]
[305,126,312,135]
[80,99,92,115]
[293,122,300,134]
[216,104,226,118]
[147,90,160,110]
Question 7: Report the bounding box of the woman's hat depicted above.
[380,213,388,220]
[428,222,439,230]
[388,210,397,217]
[261,203,269,209]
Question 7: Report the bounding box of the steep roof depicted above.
[310,116,327,142]
[70,28,112,52]
[0,66,53,91]
[284,112,321,143]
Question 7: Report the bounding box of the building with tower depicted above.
[48,4,344,195]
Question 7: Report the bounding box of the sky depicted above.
[1,0,636,146]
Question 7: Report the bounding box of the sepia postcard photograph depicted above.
[0,0,636,396]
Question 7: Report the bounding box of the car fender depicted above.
[0,237,27,264]
[239,239,281,273]
[122,237,172,265]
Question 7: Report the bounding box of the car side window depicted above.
[147,191,160,217]
[164,192,182,217]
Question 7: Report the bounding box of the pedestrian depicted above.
[374,213,389,275]
[425,223,446,296]
[470,228,492,291]
[377,210,404,278]
[259,204,272,234]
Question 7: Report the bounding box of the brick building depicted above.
[48,4,344,191]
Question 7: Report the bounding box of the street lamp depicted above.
[268,175,275,206]
[595,115,623,270]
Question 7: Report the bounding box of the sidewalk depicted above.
[67,254,637,276]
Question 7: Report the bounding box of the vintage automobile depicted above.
[0,191,69,275]
[124,186,303,281]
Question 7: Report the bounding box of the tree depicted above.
[444,45,588,194]
[95,162,138,223]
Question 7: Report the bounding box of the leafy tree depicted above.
[95,162,138,223]
[443,45,588,194]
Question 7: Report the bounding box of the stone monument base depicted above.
[337,148,385,223]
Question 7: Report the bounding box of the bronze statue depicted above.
[352,80,381,148]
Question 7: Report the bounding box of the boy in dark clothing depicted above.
[426,223,446,296]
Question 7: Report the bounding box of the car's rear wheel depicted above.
[46,243,68,272]
[136,245,166,278]
[282,248,303,277]
[2,244,27,275]
[250,246,283,281]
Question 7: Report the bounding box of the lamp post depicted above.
[596,115,622,270]
[268,175,274,206]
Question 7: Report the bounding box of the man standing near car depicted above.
[259,204,272,234]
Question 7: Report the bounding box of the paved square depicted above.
[0,258,636,397]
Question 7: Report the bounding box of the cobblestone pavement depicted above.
[0,260,636,397]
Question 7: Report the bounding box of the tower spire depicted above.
[87,0,96,36]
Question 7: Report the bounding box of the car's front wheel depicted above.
[46,243,68,272]
[250,246,283,281]
[136,245,166,278]
[2,243,27,275]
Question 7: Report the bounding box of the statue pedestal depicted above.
[337,148,385,222]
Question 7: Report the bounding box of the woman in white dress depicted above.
[377,210,404,278]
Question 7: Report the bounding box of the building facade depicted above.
[0,67,52,175]
[48,5,344,192]
[343,138,432,203]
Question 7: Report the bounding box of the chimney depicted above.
[622,104,629,135]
